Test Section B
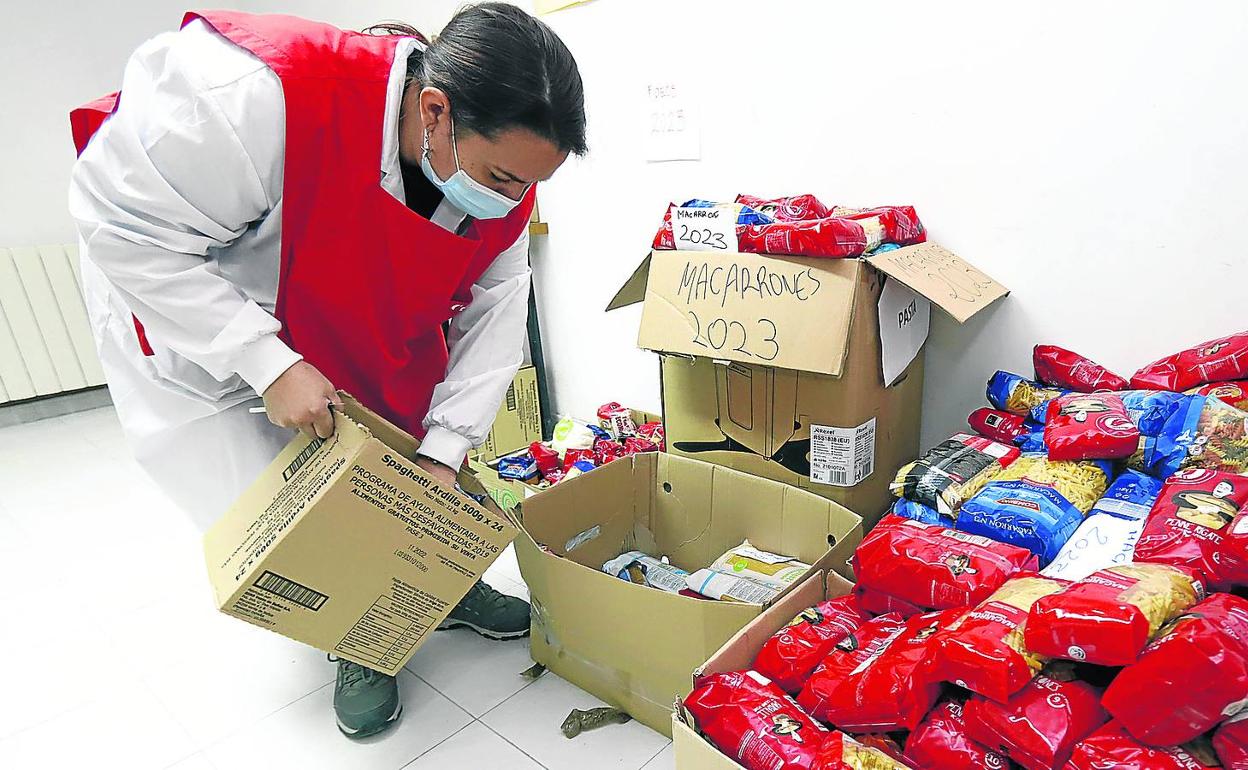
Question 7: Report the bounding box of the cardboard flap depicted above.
[605,253,653,311]
[865,242,1009,323]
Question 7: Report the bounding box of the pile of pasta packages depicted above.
[682,329,1248,770]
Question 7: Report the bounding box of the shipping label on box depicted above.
[204,395,518,676]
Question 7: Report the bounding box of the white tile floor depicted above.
[0,406,675,770]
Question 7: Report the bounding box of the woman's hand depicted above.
[263,361,343,439]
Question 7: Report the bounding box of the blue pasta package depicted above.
[1015,423,1048,453]
[956,479,1085,565]
[1088,469,1163,521]
[891,498,953,527]
[1119,390,1188,436]
[986,371,1066,417]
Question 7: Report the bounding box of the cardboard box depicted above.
[478,365,543,462]
[608,243,1008,528]
[204,394,519,676]
[514,451,862,736]
[672,570,856,769]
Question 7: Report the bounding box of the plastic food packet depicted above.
[1090,469,1164,521]
[1024,563,1205,666]
[1120,389,1190,434]
[735,193,831,222]
[890,498,953,527]
[753,595,871,694]
[931,575,1066,702]
[1040,514,1145,582]
[562,448,595,472]
[852,585,927,619]
[797,609,960,732]
[1068,722,1223,770]
[597,402,637,439]
[708,542,811,591]
[968,408,1028,444]
[904,699,1010,770]
[497,452,539,481]
[1191,380,1248,411]
[1214,711,1248,769]
[957,479,1086,567]
[1134,469,1248,588]
[684,670,829,770]
[685,570,785,604]
[811,732,916,770]
[1102,593,1248,746]
[529,441,561,479]
[601,551,690,594]
[592,438,624,467]
[622,436,659,455]
[1033,344,1131,393]
[1150,395,1248,478]
[852,515,1038,611]
[551,418,597,456]
[987,371,1067,417]
[636,421,665,451]
[1016,426,1047,454]
[1219,504,1248,587]
[1131,330,1248,392]
[890,433,1019,516]
[987,454,1110,513]
[587,424,612,442]
[963,673,1108,770]
[562,460,595,482]
[1044,393,1140,461]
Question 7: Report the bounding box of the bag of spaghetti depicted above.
[1148,395,1248,478]
[929,575,1066,702]
[685,541,811,603]
[1134,469,1248,589]
[987,371,1066,417]
[955,454,1111,566]
[890,433,1019,516]
[852,515,1038,612]
[1024,563,1205,666]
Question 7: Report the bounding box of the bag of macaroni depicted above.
[684,670,828,770]
[851,515,1038,612]
[929,575,1066,703]
[963,672,1109,770]
[1044,392,1140,461]
[796,609,963,732]
[1065,721,1222,770]
[1133,469,1248,589]
[1101,592,1248,746]
[1033,344,1130,393]
[1023,563,1205,666]
[1131,329,1248,392]
[810,731,916,770]
[987,371,1066,417]
[752,595,871,695]
[903,698,1010,770]
[1214,711,1248,770]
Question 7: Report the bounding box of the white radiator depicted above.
[0,244,106,404]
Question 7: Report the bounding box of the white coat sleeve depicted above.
[419,229,532,469]
[68,25,301,395]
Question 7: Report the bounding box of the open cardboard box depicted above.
[671,570,856,768]
[203,393,518,676]
[514,451,861,736]
[609,242,1008,528]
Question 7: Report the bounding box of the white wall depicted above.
[6,0,1247,449]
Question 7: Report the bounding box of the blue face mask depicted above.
[420,117,528,220]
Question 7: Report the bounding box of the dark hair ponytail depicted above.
[368,3,587,155]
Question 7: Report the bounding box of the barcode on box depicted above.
[283,437,325,482]
[505,385,517,412]
[254,570,328,611]
[810,419,877,488]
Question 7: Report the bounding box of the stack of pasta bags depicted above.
[681,330,1248,770]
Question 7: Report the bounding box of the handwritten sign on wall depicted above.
[644,80,700,162]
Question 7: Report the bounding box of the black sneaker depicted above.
[438,580,531,640]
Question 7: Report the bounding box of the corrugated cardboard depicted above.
[609,246,1006,528]
[514,452,862,736]
[203,394,518,676]
[478,366,543,462]
[672,570,856,769]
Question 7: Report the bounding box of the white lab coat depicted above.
[69,20,532,531]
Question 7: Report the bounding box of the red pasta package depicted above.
[1034,344,1131,393]
[968,407,1028,445]
[811,732,915,770]
[1102,593,1248,746]
[797,609,961,732]
[1024,563,1205,666]
[904,699,1011,770]
[1214,712,1248,769]
[853,586,927,619]
[1191,380,1248,411]
[592,438,624,467]
[1067,721,1222,770]
[529,441,561,479]
[735,193,832,222]
[852,516,1039,612]
[1043,393,1140,461]
[684,670,828,770]
[1219,504,1248,588]
[1132,330,1248,392]
[636,421,665,451]
[1134,469,1248,588]
[963,673,1109,770]
[753,595,871,694]
[930,575,1066,702]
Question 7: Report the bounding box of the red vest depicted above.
[71,10,535,436]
